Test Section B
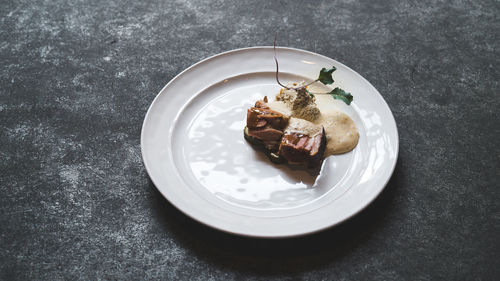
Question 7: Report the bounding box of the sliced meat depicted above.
[278,128,326,167]
[265,115,288,130]
[247,100,289,130]
[247,109,268,128]
[247,127,283,141]
[246,108,260,128]
[279,133,310,162]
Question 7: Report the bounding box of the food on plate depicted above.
[244,94,327,167]
[244,48,359,167]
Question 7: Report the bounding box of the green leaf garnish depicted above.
[317,67,336,85]
[328,87,353,105]
[273,34,353,106]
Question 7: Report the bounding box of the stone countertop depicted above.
[1,0,499,280]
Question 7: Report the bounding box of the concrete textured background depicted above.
[1,0,499,280]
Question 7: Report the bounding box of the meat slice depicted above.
[246,107,288,130]
[247,127,283,141]
[278,128,326,167]
[247,109,268,128]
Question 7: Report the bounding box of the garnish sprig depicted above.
[273,33,354,105]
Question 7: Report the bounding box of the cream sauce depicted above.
[267,101,292,117]
[314,95,359,156]
[316,111,359,156]
[285,117,322,136]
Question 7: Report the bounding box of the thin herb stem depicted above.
[274,33,289,89]
[300,79,319,88]
[273,34,352,105]
[274,33,317,91]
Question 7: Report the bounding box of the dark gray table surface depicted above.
[1,0,499,280]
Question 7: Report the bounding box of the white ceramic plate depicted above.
[141,47,398,238]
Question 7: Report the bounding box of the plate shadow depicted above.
[148,158,403,275]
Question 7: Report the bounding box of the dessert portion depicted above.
[244,82,359,168]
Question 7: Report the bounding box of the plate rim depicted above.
[141,46,399,238]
